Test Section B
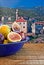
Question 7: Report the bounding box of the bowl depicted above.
[0,37,29,57]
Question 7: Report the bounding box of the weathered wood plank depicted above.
[0,43,44,65]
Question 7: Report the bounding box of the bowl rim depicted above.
[0,37,29,46]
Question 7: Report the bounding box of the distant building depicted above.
[15,9,27,33]
[31,22,44,34]
[1,16,4,22]
[16,9,18,20]
[6,22,13,27]
[31,23,35,34]
[16,17,27,33]
[8,17,11,21]
[2,16,12,22]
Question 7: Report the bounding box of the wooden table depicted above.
[0,43,44,65]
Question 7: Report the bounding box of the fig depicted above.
[12,22,20,33]
[0,33,4,44]
[19,31,26,40]
[0,25,11,38]
[7,32,22,42]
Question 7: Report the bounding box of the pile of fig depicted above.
[0,22,26,44]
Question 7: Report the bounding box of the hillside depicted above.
[0,6,44,21]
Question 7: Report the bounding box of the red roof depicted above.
[16,17,26,22]
[35,22,44,25]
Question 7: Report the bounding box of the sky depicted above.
[0,0,44,8]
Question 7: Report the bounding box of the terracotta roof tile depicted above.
[16,17,26,22]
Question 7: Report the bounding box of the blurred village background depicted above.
[0,7,44,43]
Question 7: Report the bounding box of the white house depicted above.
[31,23,35,34]
[8,17,11,21]
[1,16,4,21]
[31,22,44,34]
[16,17,27,33]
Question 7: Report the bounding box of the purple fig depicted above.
[0,33,4,44]
[19,32,26,40]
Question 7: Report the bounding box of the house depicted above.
[8,17,11,21]
[6,22,13,27]
[16,17,27,33]
[15,9,27,33]
[31,22,44,34]
[1,16,4,22]
[31,23,35,34]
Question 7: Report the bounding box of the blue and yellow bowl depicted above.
[0,37,29,57]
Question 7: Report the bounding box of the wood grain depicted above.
[0,43,44,65]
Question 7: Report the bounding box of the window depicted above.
[23,26,25,28]
[20,22,21,24]
[23,22,25,24]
